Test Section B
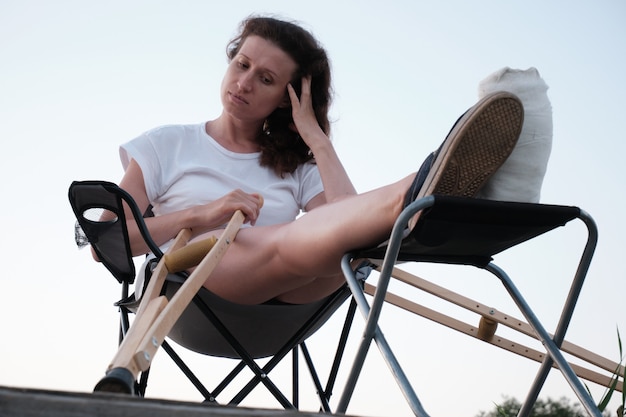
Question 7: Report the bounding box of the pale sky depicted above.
[1,1,625,416]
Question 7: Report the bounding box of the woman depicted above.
[118,16,523,305]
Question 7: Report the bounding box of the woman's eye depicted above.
[261,76,272,84]
[237,61,249,69]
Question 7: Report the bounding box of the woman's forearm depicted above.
[309,137,356,203]
[124,208,194,256]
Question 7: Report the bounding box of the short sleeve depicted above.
[119,129,165,203]
[297,162,324,209]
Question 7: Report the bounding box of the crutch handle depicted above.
[477,316,498,341]
[163,235,219,273]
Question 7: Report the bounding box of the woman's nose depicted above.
[237,73,253,92]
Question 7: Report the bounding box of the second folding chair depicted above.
[337,194,608,417]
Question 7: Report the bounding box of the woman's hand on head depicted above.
[288,77,357,203]
[287,76,328,151]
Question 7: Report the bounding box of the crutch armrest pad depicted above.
[164,236,218,273]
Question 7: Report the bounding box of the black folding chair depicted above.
[68,180,362,412]
[337,195,603,417]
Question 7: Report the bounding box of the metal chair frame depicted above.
[337,195,602,417]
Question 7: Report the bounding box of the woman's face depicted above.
[221,35,297,124]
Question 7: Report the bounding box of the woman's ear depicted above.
[278,92,292,108]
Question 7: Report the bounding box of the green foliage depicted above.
[477,328,625,417]
[592,327,625,414]
[475,396,613,417]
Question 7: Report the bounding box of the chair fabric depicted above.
[164,274,350,359]
[70,181,138,284]
[358,195,580,266]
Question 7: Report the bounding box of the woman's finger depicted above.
[300,75,311,99]
[228,190,263,225]
[287,83,300,110]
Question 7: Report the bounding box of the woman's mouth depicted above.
[230,92,248,105]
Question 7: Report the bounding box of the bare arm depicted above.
[117,159,263,256]
[288,76,356,210]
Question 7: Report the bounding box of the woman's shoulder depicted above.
[131,123,209,153]
[123,122,208,162]
[140,122,205,139]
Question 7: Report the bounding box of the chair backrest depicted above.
[68,181,162,284]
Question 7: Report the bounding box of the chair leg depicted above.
[300,342,330,412]
[220,287,354,409]
[338,254,432,417]
[161,340,215,402]
[486,263,602,417]
[325,297,357,395]
[514,210,599,417]
[186,290,296,408]
[292,346,299,409]
[136,369,149,397]
[306,296,358,413]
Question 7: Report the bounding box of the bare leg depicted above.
[201,92,525,304]
[200,174,413,305]
[273,274,348,304]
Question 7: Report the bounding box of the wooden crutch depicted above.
[364,265,624,393]
[95,210,245,393]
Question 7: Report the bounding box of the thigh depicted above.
[274,274,346,304]
[196,224,314,305]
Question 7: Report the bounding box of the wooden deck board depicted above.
[0,386,351,417]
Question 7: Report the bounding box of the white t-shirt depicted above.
[119,123,324,228]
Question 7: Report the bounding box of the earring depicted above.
[262,120,271,136]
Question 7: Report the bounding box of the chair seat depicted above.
[164,275,351,359]
[357,195,580,266]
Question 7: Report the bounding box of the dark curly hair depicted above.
[227,16,332,175]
